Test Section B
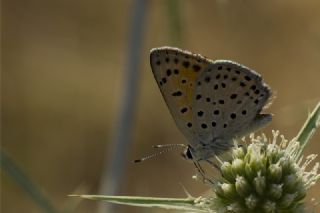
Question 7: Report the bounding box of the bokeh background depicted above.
[2,0,320,212]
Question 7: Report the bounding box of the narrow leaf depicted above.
[70,195,207,212]
[295,102,320,160]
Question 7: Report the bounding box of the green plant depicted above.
[72,102,320,212]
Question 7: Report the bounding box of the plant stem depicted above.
[1,150,58,213]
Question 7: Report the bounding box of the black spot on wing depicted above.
[166,69,172,76]
[201,123,208,129]
[172,91,182,97]
[183,61,190,68]
[197,111,204,117]
[192,64,201,72]
[180,107,188,113]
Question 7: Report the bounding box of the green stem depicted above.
[295,102,320,160]
[0,150,59,213]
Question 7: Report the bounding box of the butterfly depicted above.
[149,47,272,172]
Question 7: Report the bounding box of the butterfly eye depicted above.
[181,147,193,160]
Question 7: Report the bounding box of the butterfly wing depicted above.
[191,61,272,151]
[150,47,214,142]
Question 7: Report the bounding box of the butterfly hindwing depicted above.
[192,61,272,145]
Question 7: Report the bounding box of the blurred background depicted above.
[2,0,320,212]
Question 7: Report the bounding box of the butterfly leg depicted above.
[205,159,221,172]
[193,161,214,185]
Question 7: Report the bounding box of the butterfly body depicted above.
[150,47,272,162]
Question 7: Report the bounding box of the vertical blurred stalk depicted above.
[98,0,148,212]
[166,0,182,46]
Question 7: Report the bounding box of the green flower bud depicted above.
[268,184,283,200]
[294,182,307,201]
[245,194,258,210]
[290,203,306,213]
[235,176,250,197]
[279,157,290,171]
[232,147,245,159]
[249,152,266,174]
[279,193,296,208]
[283,174,299,192]
[221,183,238,200]
[245,163,255,181]
[227,202,244,213]
[232,159,245,176]
[221,162,234,182]
[267,163,282,182]
[253,174,266,196]
[262,200,276,213]
[213,183,225,199]
[266,144,283,163]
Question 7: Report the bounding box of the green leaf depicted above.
[294,102,320,161]
[70,195,208,212]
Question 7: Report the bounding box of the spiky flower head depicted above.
[196,131,320,213]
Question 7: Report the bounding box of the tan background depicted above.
[2,0,320,212]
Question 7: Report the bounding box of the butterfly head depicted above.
[181,145,194,161]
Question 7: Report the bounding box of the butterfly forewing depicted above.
[150,47,214,141]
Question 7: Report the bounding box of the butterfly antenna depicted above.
[133,144,187,163]
[152,144,186,148]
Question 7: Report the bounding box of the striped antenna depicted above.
[133,144,186,163]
